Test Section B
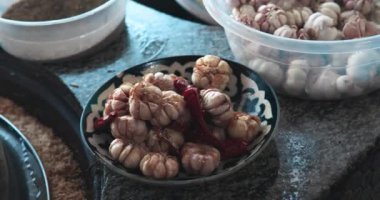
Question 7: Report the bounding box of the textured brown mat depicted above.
[0,97,86,200]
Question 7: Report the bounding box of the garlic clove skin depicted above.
[318,2,341,26]
[343,0,374,15]
[181,143,221,176]
[192,55,232,91]
[342,15,367,39]
[255,3,288,33]
[304,12,341,40]
[146,128,184,153]
[143,72,177,91]
[200,88,234,127]
[286,7,313,27]
[103,83,133,117]
[111,115,148,144]
[109,139,148,169]
[129,82,163,121]
[274,25,298,38]
[227,112,262,142]
[140,153,179,179]
[150,91,186,127]
[232,4,259,29]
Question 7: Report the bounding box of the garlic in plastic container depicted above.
[204,0,380,100]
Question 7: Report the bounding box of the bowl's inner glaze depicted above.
[81,56,279,184]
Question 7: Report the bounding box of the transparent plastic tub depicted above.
[0,0,126,62]
[204,0,380,100]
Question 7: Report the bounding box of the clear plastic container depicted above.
[204,0,380,100]
[176,0,217,24]
[0,0,126,62]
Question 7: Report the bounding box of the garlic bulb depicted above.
[283,60,310,96]
[336,75,363,96]
[286,7,313,27]
[274,25,298,38]
[111,115,148,144]
[372,1,380,23]
[346,50,379,88]
[143,72,177,91]
[275,0,312,11]
[146,128,184,153]
[150,91,186,127]
[103,83,133,117]
[129,82,163,121]
[109,139,148,169]
[342,15,367,39]
[192,55,232,91]
[140,153,179,179]
[232,4,259,29]
[318,2,341,26]
[343,0,374,15]
[255,3,288,33]
[304,12,341,40]
[306,69,340,99]
[181,143,221,176]
[200,88,234,127]
[227,112,262,142]
[248,58,285,87]
[297,28,311,39]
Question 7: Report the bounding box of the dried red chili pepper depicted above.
[94,112,117,131]
[174,78,248,159]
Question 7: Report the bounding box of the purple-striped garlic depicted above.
[181,143,221,176]
[140,153,179,179]
[304,12,341,40]
[227,0,270,9]
[150,91,186,127]
[297,28,311,39]
[340,10,365,28]
[274,25,298,38]
[255,3,288,33]
[109,139,148,169]
[227,112,262,143]
[372,1,380,23]
[129,82,163,120]
[342,15,367,39]
[318,2,341,25]
[232,4,259,29]
[146,128,184,153]
[143,72,177,91]
[192,55,232,91]
[200,88,234,127]
[285,7,313,27]
[103,83,133,117]
[111,115,148,143]
[343,0,374,15]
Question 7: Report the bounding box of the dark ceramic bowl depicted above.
[80,55,280,186]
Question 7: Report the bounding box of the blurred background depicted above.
[134,0,208,24]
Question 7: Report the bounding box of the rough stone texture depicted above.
[2,1,379,199]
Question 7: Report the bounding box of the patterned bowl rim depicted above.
[80,55,280,186]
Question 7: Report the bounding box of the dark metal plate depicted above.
[0,52,101,200]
